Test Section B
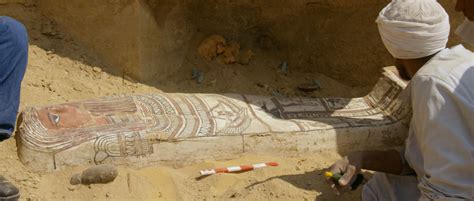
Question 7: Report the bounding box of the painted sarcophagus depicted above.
[17,67,411,172]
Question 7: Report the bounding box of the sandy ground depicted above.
[0,3,372,201]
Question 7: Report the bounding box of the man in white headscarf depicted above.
[325,0,474,200]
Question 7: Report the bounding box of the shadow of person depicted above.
[244,169,374,201]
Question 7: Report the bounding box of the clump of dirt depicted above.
[197,34,256,66]
[221,41,241,64]
[197,35,227,61]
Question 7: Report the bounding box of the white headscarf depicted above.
[456,18,474,46]
[376,0,450,59]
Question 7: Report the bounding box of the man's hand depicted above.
[324,150,408,195]
[325,154,362,195]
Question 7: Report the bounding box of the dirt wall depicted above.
[36,0,467,87]
[37,0,140,78]
[0,0,33,5]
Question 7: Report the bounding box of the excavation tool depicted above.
[200,162,279,176]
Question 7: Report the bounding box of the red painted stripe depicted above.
[265,162,279,166]
[215,168,229,173]
[239,165,254,171]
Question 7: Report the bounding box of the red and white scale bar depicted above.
[200,162,279,176]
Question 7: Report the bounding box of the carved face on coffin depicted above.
[33,100,155,163]
[37,104,107,130]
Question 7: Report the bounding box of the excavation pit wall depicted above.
[34,0,468,87]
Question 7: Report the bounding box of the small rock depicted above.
[101,72,109,79]
[279,61,288,74]
[192,68,200,79]
[92,67,102,73]
[70,164,118,185]
[197,74,204,84]
[312,79,321,87]
[192,68,204,84]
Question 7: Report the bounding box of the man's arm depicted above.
[348,149,408,175]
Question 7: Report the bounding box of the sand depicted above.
[0,3,373,201]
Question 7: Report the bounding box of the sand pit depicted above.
[0,0,471,200]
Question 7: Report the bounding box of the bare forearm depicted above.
[347,150,407,175]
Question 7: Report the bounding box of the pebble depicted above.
[192,68,200,79]
[279,61,288,74]
[192,68,204,84]
[197,74,204,84]
[92,67,102,73]
[312,79,321,88]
